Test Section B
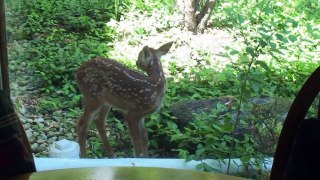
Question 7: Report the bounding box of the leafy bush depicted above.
[7,0,119,111]
[155,0,319,176]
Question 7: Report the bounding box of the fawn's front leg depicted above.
[125,114,145,157]
[139,118,149,157]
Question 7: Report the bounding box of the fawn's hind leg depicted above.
[95,105,114,158]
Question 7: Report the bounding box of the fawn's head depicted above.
[136,42,173,73]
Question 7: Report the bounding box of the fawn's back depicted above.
[76,57,166,114]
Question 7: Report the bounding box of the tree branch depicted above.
[197,0,216,33]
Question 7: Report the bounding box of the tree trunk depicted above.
[197,0,216,33]
[183,0,197,32]
[178,0,217,34]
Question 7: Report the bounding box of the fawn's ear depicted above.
[155,42,173,60]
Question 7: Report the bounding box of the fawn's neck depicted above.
[147,58,165,86]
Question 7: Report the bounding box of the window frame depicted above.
[0,0,10,95]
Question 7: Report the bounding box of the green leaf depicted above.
[251,82,260,92]
[116,122,125,131]
[212,124,223,132]
[203,163,219,172]
[223,135,234,141]
[178,149,189,159]
[270,42,277,49]
[205,134,219,140]
[93,142,101,151]
[275,33,288,43]
[263,7,274,14]
[196,148,206,156]
[195,88,207,93]
[288,34,297,42]
[238,15,245,24]
[196,163,204,170]
[255,60,271,72]
[170,134,184,142]
[259,40,267,48]
[306,23,313,34]
[230,50,239,55]
[287,18,298,28]
[245,47,255,56]
[167,121,178,129]
[221,124,234,132]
